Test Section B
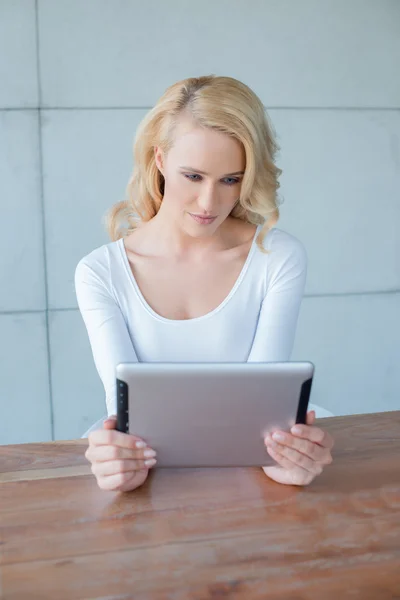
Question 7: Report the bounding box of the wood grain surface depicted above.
[0,411,399,600]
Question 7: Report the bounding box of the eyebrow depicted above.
[179,166,244,177]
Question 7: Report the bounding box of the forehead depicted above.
[169,117,245,167]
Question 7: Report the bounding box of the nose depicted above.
[196,183,218,215]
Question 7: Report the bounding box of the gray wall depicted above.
[1,0,399,444]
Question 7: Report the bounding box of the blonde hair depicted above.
[104,75,282,251]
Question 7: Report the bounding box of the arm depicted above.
[74,256,138,417]
[75,256,158,493]
[247,230,307,362]
[248,231,334,485]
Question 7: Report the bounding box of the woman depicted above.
[75,75,334,493]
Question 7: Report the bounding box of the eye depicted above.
[184,174,203,182]
[222,177,240,186]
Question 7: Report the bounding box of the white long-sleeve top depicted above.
[74,225,309,432]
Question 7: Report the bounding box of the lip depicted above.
[189,213,217,225]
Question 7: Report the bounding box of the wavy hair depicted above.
[104,75,282,251]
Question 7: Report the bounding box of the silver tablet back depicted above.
[116,362,314,468]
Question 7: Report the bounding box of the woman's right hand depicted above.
[85,415,157,492]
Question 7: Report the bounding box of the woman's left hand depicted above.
[262,410,334,486]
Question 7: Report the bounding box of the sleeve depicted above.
[247,231,307,362]
[74,257,139,417]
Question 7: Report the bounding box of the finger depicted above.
[86,444,156,463]
[268,442,323,474]
[97,470,147,492]
[92,458,157,478]
[268,432,330,463]
[266,445,311,474]
[103,416,117,430]
[89,428,147,450]
[290,424,334,449]
[306,410,316,426]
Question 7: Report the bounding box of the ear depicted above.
[154,146,165,176]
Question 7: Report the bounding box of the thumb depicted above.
[306,410,316,426]
[103,415,117,430]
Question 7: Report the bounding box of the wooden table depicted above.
[0,412,399,600]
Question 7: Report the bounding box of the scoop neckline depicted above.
[117,223,262,324]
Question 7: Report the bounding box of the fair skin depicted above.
[85,115,334,491]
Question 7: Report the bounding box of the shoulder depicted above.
[256,226,308,285]
[74,240,119,289]
[255,226,307,262]
[263,227,307,264]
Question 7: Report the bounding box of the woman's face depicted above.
[154,117,245,235]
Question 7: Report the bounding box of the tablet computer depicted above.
[116,361,314,468]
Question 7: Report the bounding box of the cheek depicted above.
[166,175,194,202]
[222,187,240,207]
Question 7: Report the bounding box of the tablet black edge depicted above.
[116,378,129,433]
[295,377,313,425]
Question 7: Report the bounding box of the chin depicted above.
[186,220,221,236]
